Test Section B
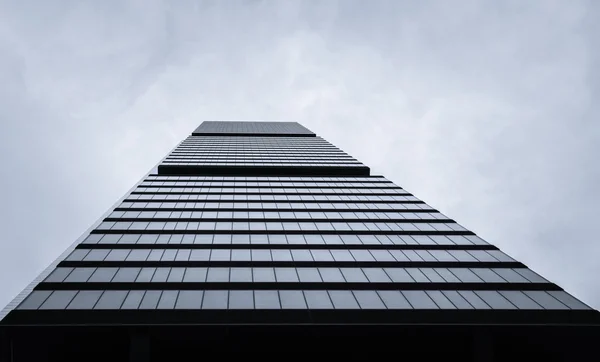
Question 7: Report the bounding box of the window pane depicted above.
[254,290,280,309]
[65,268,96,283]
[475,291,516,309]
[121,291,145,309]
[202,290,228,309]
[95,291,128,309]
[442,291,473,309]
[89,268,118,282]
[39,291,78,310]
[402,291,438,309]
[318,268,345,282]
[44,268,73,283]
[253,268,276,282]
[547,291,590,310]
[229,290,254,309]
[304,291,333,309]
[157,291,179,309]
[280,290,307,309]
[183,268,207,282]
[329,290,359,309]
[297,268,322,282]
[175,291,204,309]
[523,291,568,310]
[340,268,368,282]
[17,291,52,310]
[377,291,412,309]
[67,291,103,309]
[363,268,391,282]
[458,291,490,309]
[426,291,455,309]
[139,291,162,309]
[354,290,386,309]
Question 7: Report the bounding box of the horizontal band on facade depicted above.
[191,132,317,137]
[114,208,434,213]
[89,230,476,236]
[74,244,498,251]
[57,261,524,269]
[34,281,556,292]
[101,218,454,223]
[157,165,371,177]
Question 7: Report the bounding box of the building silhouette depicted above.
[1,121,598,361]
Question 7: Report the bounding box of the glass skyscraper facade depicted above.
[1,121,598,361]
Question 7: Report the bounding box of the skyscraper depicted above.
[1,121,598,361]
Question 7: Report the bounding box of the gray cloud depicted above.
[0,0,599,309]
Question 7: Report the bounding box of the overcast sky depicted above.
[0,1,599,310]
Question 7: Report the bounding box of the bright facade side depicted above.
[1,121,598,361]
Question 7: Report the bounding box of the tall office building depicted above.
[1,121,598,361]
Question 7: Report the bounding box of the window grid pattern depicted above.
[9,122,592,319]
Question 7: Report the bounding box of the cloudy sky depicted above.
[0,0,599,310]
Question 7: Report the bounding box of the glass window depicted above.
[384,268,414,283]
[65,268,96,283]
[207,268,230,282]
[229,290,254,309]
[371,250,395,262]
[349,250,375,262]
[354,290,386,309]
[406,268,429,283]
[17,291,52,310]
[67,291,103,309]
[472,268,506,283]
[311,250,334,261]
[547,291,590,310]
[340,268,368,282]
[135,268,156,282]
[151,268,170,282]
[65,249,89,261]
[94,290,128,310]
[105,249,130,261]
[514,269,548,283]
[318,268,345,282]
[253,268,276,282]
[157,291,179,309]
[523,291,568,310]
[304,290,333,309]
[255,290,281,309]
[121,291,144,309]
[475,291,516,309]
[161,250,177,261]
[211,249,231,261]
[420,268,445,282]
[44,268,73,283]
[297,268,322,282]
[230,268,252,282]
[280,290,307,309]
[183,268,207,282]
[39,291,78,310]
[190,250,210,261]
[139,291,162,309]
[363,268,391,282]
[468,250,496,262]
[425,291,455,309]
[458,291,490,309]
[252,250,271,261]
[448,268,482,283]
[271,250,293,261]
[175,291,204,309]
[329,290,360,309]
[202,290,228,309]
[83,250,110,261]
[126,249,150,261]
[377,291,412,309]
[167,268,186,282]
[291,250,313,261]
[89,268,118,283]
[428,250,456,262]
[275,268,299,282]
[330,250,354,262]
[402,291,438,309]
[441,291,473,309]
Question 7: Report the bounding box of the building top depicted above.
[193,121,315,137]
